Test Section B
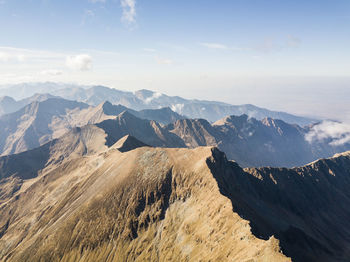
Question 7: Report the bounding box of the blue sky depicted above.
[0,0,349,119]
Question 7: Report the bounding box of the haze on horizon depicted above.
[0,0,349,121]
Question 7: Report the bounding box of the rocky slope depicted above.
[0,143,290,262]
[0,98,90,156]
[0,138,350,261]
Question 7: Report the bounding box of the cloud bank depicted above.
[305,121,350,146]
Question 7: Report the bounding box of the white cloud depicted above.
[155,56,173,65]
[144,92,162,104]
[66,54,92,71]
[199,42,251,52]
[171,104,184,114]
[40,69,63,76]
[200,42,228,50]
[121,0,136,25]
[305,121,350,146]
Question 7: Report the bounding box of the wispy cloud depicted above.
[200,42,228,50]
[200,35,301,54]
[305,121,350,146]
[66,54,93,71]
[121,0,136,26]
[199,42,251,51]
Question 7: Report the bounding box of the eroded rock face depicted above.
[0,147,289,262]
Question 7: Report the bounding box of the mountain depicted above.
[166,115,350,167]
[96,101,184,125]
[0,82,88,100]
[112,134,150,152]
[1,99,346,167]
[1,83,316,125]
[0,99,184,156]
[207,149,350,262]
[96,111,185,148]
[0,144,289,262]
[53,86,316,125]
[0,93,56,116]
[0,96,18,116]
[1,96,347,167]
[0,98,90,156]
[1,140,350,261]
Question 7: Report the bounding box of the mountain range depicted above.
[0,82,349,261]
[0,98,184,156]
[0,83,317,125]
[0,96,348,167]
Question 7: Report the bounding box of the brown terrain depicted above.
[0,127,349,261]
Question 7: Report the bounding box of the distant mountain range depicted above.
[0,82,317,125]
[0,96,348,167]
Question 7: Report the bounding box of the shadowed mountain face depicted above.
[96,111,186,148]
[0,142,349,261]
[98,100,185,125]
[207,149,350,262]
[112,135,150,152]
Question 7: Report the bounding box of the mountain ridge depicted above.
[0,83,317,125]
[1,143,350,261]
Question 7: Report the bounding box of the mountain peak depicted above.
[112,135,150,152]
[213,114,250,126]
[0,96,16,103]
[117,110,140,121]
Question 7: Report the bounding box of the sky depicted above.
[0,0,349,119]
